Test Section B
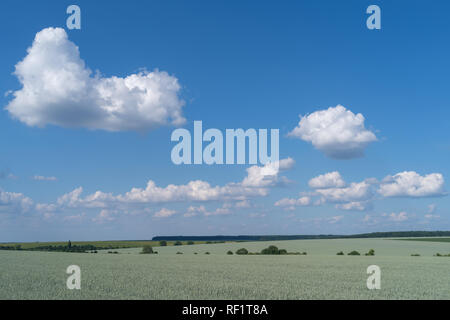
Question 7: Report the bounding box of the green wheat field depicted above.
[0,238,449,300]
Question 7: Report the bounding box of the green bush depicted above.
[411,253,420,256]
[434,253,450,257]
[159,241,167,247]
[348,250,360,256]
[141,245,154,254]
[336,251,344,255]
[261,245,280,255]
[187,241,194,245]
[236,248,249,255]
[176,252,183,254]
[365,249,375,256]
[227,250,233,255]
[174,241,183,246]
[278,249,288,255]
[205,252,210,255]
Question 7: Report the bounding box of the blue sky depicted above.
[0,0,449,241]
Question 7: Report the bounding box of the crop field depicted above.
[397,237,450,243]
[0,238,449,300]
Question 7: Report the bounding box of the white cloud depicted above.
[184,205,206,217]
[0,189,33,214]
[274,196,311,207]
[63,213,86,222]
[378,171,445,198]
[328,215,344,224]
[205,205,231,216]
[92,209,118,223]
[235,200,251,208]
[183,204,231,217]
[315,181,373,203]
[275,171,375,211]
[249,213,266,218]
[388,211,409,222]
[33,175,57,181]
[6,27,185,132]
[335,201,368,211]
[154,208,176,218]
[288,105,377,159]
[241,157,294,187]
[308,171,345,189]
[117,180,267,203]
[46,159,291,216]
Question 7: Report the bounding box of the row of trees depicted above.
[232,246,306,255]
[159,240,195,246]
[339,249,375,256]
[0,241,112,253]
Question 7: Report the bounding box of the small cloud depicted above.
[249,213,266,218]
[388,211,409,222]
[92,209,118,223]
[33,175,57,181]
[328,215,344,224]
[154,208,177,218]
[309,171,346,189]
[63,213,86,222]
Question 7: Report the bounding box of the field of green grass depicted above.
[0,238,449,299]
[397,237,450,243]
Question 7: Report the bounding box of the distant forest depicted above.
[152,231,450,242]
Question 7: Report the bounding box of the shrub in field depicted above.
[434,253,450,257]
[174,241,183,246]
[365,249,375,256]
[259,245,301,255]
[302,252,307,255]
[159,241,167,247]
[205,252,210,255]
[227,251,233,255]
[348,250,360,256]
[336,251,344,255]
[261,245,280,255]
[141,245,154,254]
[236,248,249,255]
[176,252,183,254]
[411,254,420,256]
[187,241,194,245]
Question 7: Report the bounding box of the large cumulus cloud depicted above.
[288,105,377,159]
[6,27,185,132]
